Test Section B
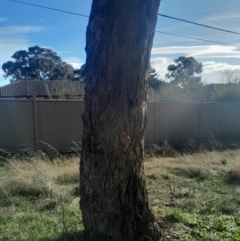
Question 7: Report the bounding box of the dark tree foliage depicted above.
[212,84,240,102]
[73,63,86,81]
[76,64,164,90]
[166,56,203,89]
[148,66,165,90]
[2,46,75,82]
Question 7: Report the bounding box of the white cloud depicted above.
[150,56,240,84]
[203,61,240,74]
[0,18,7,22]
[202,61,240,84]
[200,61,240,84]
[152,45,240,59]
[0,38,31,86]
[0,25,44,62]
[0,25,44,59]
[190,46,240,59]
[0,39,30,62]
[150,57,173,80]
[203,12,240,23]
[0,25,44,86]
[0,69,4,78]
[152,46,198,55]
[0,69,9,87]
[64,57,84,69]
[0,26,43,36]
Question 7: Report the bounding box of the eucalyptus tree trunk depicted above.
[80,1,161,240]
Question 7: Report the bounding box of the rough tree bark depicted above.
[80,1,161,240]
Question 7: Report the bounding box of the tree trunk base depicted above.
[80,0,162,240]
[83,217,161,241]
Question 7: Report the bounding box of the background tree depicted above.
[148,66,165,90]
[148,83,194,102]
[2,46,75,82]
[73,63,86,81]
[166,56,203,90]
[75,64,164,90]
[80,0,161,240]
[220,69,240,84]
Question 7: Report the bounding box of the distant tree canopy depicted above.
[73,63,86,81]
[220,69,240,84]
[166,56,203,90]
[148,66,165,90]
[2,46,75,82]
[75,63,164,90]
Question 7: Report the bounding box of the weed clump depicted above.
[165,210,185,223]
[147,143,177,157]
[221,158,228,165]
[182,198,198,211]
[146,135,240,157]
[174,167,208,181]
[226,167,240,185]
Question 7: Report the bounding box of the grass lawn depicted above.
[0,150,240,241]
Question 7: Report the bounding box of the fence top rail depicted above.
[149,101,240,104]
[0,98,85,103]
[151,102,201,105]
[35,99,85,103]
[2,99,240,104]
[0,98,33,102]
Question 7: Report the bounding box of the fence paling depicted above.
[1,99,240,151]
[33,95,39,149]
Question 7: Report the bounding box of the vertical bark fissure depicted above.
[80,1,161,240]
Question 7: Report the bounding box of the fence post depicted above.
[154,102,157,144]
[33,95,39,149]
[199,103,202,138]
[219,102,221,137]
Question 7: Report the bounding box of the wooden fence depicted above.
[145,102,240,144]
[1,99,240,152]
[0,99,84,152]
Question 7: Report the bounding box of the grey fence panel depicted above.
[175,103,200,140]
[200,103,220,138]
[2,99,240,152]
[145,103,155,145]
[0,99,35,151]
[154,103,200,143]
[37,100,84,152]
[155,103,171,143]
[220,102,240,137]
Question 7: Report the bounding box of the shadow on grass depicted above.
[50,231,85,241]
[173,167,208,181]
[225,169,240,185]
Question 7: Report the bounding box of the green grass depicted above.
[145,150,240,240]
[157,207,240,241]
[0,157,84,241]
[0,150,240,240]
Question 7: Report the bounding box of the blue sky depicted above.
[0,0,240,86]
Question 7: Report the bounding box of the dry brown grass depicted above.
[1,149,240,198]
[227,167,240,184]
[6,157,79,181]
[0,157,79,198]
[1,149,240,241]
[144,149,240,179]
